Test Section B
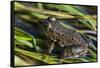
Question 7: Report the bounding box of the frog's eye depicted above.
[48,16,56,22]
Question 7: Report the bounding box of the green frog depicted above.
[39,16,88,58]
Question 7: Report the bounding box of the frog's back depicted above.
[46,20,88,47]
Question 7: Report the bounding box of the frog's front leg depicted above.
[47,42,55,54]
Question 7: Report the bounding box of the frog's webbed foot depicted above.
[56,55,64,64]
[57,58,63,64]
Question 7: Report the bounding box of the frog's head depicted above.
[39,16,57,30]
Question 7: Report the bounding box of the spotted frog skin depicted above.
[40,16,88,58]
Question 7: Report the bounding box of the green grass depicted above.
[13,2,97,66]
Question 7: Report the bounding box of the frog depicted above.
[39,16,88,58]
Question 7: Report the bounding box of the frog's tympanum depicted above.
[40,16,88,58]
